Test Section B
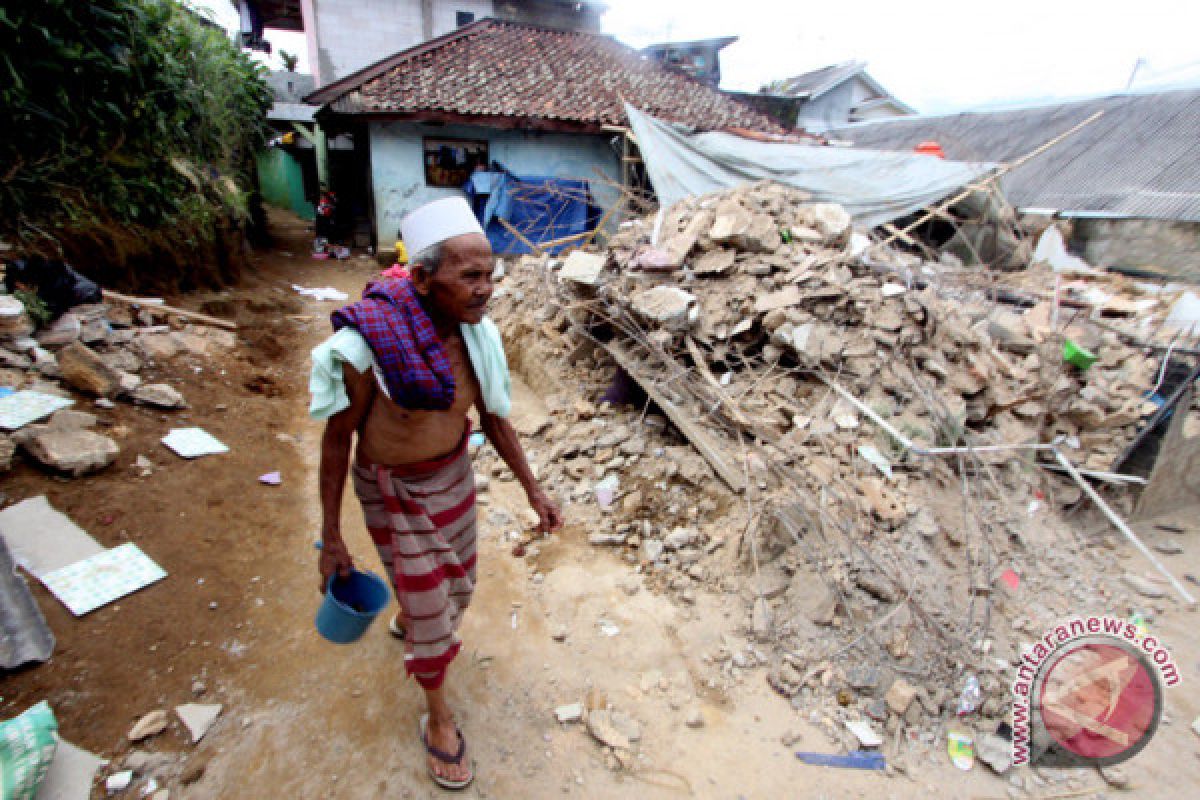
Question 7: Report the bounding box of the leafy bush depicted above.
[0,0,272,287]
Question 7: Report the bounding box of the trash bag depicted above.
[0,701,58,800]
[3,257,102,317]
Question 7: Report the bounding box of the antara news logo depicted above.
[1011,615,1178,768]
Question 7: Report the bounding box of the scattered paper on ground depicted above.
[0,390,74,431]
[36,735,106,800]
[291,284,349,302]
[162,427,229,459]
[0,496,104,576]
[40,543,167,616]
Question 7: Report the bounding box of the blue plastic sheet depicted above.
[465,170,600,255]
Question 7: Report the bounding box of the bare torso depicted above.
[354,333,480,466]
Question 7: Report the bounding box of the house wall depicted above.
[306,0,599,85]
[493,0,602,31]
[1072,218,1200,279]
[795,76,910,131]
[367,120,621,248]
[795,81,856,133]
[309,0,492,84]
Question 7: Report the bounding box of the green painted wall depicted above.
[257,148,314,220]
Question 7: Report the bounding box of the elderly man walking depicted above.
[310,197,562,789]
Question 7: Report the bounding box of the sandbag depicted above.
[0,701,58,800]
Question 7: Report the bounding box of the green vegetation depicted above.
[0,0,272,289]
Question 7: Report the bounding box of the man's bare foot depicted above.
[422,713,472,788]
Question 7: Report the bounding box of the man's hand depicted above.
[527,487,563,534]
[318,537,355,592]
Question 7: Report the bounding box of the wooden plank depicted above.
[602,340,746,493]
[102,290,237,330]
[497,218,544,255]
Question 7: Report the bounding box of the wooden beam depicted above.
[497,218,544,255]
[102,290,237,330]
[602,339,746,493]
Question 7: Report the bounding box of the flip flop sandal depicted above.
[388,613,406,640]
[419,713,474,791]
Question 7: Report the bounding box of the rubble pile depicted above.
[0,288,235,476]
[485,180,1193,767]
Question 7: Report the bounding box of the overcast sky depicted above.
[199,0,1200,115]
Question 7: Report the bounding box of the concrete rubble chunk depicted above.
[810,203,852,241]
[554,702,584,723]
[630,287,696,331]
[133,383,187,409]
[128,709,169,742]
[57,341,121,397]
[586,709,630,750]
[559,251,607,286]
[693,248,737,275]
[47,410,98,431]
[1122,572,1165,598]
[36,313,82,348]
[174,703,222,744]
[976,731,1013,774]
[885,679,918,715]
[845,718,883,748]
[21,429,119,476]
[136,332,180,361]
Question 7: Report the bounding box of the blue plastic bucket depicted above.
[315,569,390,644]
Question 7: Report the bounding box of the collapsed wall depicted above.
[486,180,1192,767]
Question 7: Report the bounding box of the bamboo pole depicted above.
[882,110,1105,247]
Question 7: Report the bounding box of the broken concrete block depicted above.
[586,709,630,749]
[692,248,737,275]
[559,251,607,286]
[174,703,222,744]
[554,702,584,723]
[885,679,918,715]
[57,342,121,397]
[630,286,696,331]
[132,383,186,409]
[21,429,119,476]
[46,410,98,432]
[128,710,169,742]
[135,333,179,361]
[754,286,804,314]
[811,203,851,241]
[975,731,1012,774]
[36,313,81,348]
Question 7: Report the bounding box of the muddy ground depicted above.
[3,210,1199,799]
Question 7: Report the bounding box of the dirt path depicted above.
[5,210,1198,799]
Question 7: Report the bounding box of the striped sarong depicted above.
[352,434,477,689]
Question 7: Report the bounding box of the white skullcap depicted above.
[400,196,485,256]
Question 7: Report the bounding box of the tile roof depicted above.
[305,19,783,133]
[832,89,1200,221]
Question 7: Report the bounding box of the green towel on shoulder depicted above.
[309,318,511,420]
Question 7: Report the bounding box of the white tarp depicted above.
[625,104,996,229]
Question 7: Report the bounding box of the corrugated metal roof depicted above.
[777,62,865,98]
[831,89,1200,221]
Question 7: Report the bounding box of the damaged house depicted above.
[302,18,782,252]
[833,88,1200,280]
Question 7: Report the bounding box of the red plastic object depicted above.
[915,141,945,159]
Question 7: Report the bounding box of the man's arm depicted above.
[317,365,375,590]
[478,410,563,533]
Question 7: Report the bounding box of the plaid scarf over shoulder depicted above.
[330,277,456,410]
